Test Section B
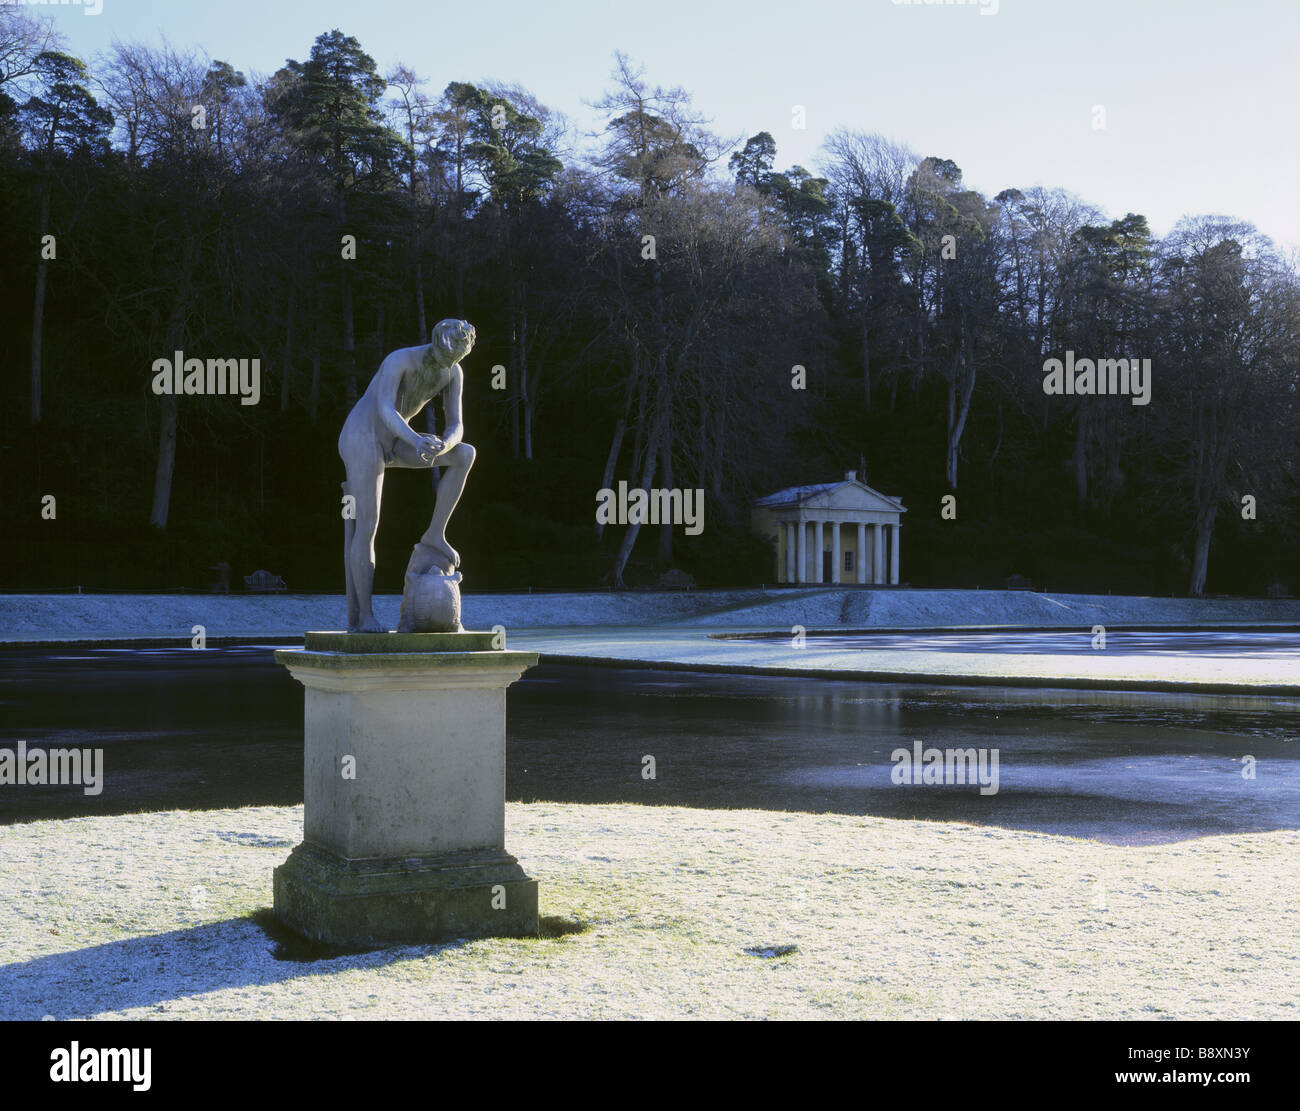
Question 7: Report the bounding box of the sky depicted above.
[27,0,1300,249]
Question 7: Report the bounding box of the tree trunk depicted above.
[596,417,627,542]
[610,406,663,588]
[628,370,649,488]
[149,301,189,531]
[657,430,674,568]
[149,393,179,530]
[610,213,673,587]
[596,367,639,538]
[1189,500,1216,596]
[945,350,975,489]
[30,180,52,425]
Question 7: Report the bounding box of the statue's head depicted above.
[432,318,476,365]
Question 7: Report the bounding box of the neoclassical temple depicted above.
[751,472,906,585]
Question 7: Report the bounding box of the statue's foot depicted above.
[349,616,386,634]
[434,540,460,574]
[412,536,458,574]
[406,543,451,577]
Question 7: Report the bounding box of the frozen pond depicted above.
[740,627,1300,658]
[1,644,1297,844]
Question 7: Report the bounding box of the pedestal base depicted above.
[272,630,539,948]
[274,841,538,946]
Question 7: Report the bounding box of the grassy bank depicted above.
[1,802,1295,1020]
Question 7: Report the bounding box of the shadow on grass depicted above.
[253,909,592,959]
[0,910,597,1018]
[0,914,462,1019]
[248,909,429,963]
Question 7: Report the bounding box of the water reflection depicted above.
[0,645,1296,845]
[733,628,1300,658]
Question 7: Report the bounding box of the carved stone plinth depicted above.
[272,631,538,946]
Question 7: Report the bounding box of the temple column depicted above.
[831,522,841,585]
[856,523,867,584]
[813,521,824,583]
[785,522,796,583]
[890,524,900,585]
[796,519,806,584]
[873,523,884,585]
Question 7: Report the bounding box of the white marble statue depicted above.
[339,318,477,634]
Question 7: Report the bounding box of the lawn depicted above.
[1,803,1295,1020]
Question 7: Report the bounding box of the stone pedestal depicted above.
[273,631,539,946]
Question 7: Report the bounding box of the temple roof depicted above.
[753,483,839,506]
[754,478,906,513]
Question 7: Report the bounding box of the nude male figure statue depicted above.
[339,318,477,634]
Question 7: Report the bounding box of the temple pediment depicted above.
[754,478,906,515]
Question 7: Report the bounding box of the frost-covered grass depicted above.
[1,803,1296,1020]
[7,587,1300,643]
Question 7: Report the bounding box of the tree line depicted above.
[3,11,1298,595]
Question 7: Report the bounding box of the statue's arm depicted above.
[439,366,465,450]
[374,358,426,452]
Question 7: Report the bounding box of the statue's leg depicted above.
[342,482,358,630]
[414,441,475,571]
[344,461,386,633]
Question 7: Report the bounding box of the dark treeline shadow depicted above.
[1,21,1298,597]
